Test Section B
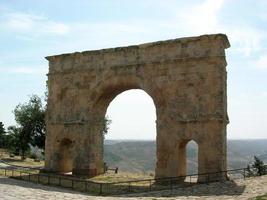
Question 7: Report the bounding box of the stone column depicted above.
[72,122,104,177]
[44,124,66,173]
[198,121,227,182]
[155,118,186,180]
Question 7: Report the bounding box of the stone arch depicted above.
[178,139,199,179]
[44,34,230,180]
[58,138,74,173]
[90,75,166,117]
[186,140,199,175]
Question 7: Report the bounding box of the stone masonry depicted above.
[44,34,230,181]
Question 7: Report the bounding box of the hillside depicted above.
[104,139,267,174]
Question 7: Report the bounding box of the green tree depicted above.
[101,116,111,158]
[252,156,266,176]
[6,126,22,155]
[13,95,46,159]
[101,116,112,139]
[0,122,6,147]
[246,164,254,177]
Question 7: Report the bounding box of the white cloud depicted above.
[226,25,266,56]
[1,10,70,36]
[255,54,267,69]
[170,0,267,56]
[5,13,44,31]
[177,0,225,34]
[46,22,70,35]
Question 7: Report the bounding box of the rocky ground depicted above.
[0,175,267,200]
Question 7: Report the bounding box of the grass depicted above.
[254,193,267,200]
[90,171,153,183]
[0,148,44,168]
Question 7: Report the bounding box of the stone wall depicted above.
[45,34,230,181]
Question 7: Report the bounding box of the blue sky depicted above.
[0,0,267,139]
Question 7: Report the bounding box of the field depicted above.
[0,148,44,168]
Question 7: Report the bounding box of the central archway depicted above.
[103,89,157,173]
[105,89,156,140]
[90,78,163,175]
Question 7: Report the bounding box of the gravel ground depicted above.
[0,175,266,200]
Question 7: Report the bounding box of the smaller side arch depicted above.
[178,139,199,181]
[58,138,74,173]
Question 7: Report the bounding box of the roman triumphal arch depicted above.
[44,34,230,181]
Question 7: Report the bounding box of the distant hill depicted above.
[104,139,267,175]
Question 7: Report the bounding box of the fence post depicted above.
[72,179,74,189]
[149,180,152,191]
[37,174,40,183]
[28,173,30,181]
[128,182,131,192]
[99,183,103,195]
[85,181,88,192]
[243,168,246,179]
[48,175,50,185]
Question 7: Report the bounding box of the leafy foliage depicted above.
[0,122,6,147]
[246,156,266,177]
[6,126,23,155]
[101,116,112,138]
[5,95,46,159]
[14,95,46,148]
[252,156,266,176]
[246,164,255,177]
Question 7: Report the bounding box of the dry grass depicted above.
[254,194,267,200]
[90,171,153,183]
[0,148,44,168]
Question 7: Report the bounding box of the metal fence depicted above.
[0,165,266,196]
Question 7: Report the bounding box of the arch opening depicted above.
[178,139,199,183]
[58,138,74,174]
[186,140,198,176]
[103,89,157,175]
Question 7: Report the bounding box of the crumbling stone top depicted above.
[45,34,230,61]
[46,33,230,74]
